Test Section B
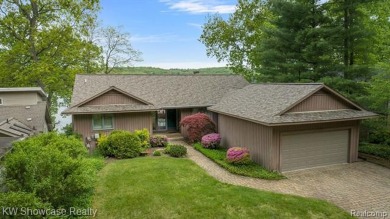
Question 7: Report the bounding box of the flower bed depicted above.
[193,143,284,180]
[201,133,221,149]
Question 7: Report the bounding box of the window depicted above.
[92,114,114,130]
[0,98,3,105]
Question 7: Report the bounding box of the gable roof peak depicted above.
[68,74,249,110]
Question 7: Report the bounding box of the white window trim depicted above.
[92,114,114,131]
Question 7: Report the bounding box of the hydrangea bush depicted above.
[150,135,168,147]
[201,133,221,149]
[226,147,251,165]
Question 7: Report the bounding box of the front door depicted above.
[166,109,177,131]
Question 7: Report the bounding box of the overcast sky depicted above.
[99,0,237,69]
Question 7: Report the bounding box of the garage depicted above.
[209,84,376,172]
[281,129,349,172]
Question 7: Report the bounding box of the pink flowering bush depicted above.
[226,147,251,165]
[201,133,221,149]
[149,135,168,147]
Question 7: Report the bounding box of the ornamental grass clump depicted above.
[201,133,221,149]
[149,135,168,147]
[226,147,251,165]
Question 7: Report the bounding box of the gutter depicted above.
[208,109,379,127]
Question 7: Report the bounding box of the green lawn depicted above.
[194,143,284,180]
[93,157,352,219]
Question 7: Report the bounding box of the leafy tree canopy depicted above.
[0,0,101,112]
[200,0,390,84]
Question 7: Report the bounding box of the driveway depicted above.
[172,140,390,216]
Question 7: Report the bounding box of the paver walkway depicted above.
[171,140,390,216]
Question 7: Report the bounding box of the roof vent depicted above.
[25,106,31,109]
[27,118,32,121]
[84,79,87,83]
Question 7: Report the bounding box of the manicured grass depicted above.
[194,143,284,180]
[359,143,390,160]
[93,157,351,219]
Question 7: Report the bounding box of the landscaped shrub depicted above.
[165,144,187,157]
[0,192,51,217]
[153,150,162,156]
[62,123,83,140]
[180,113,216,143]
[97,133,111,156]
[3,133,101,211]
[359,143,390,160]
[135,128,151,149]
[368,129,390,146]
[201,133,221,149]
[106,130,143,159]
[226,147,251,165]
[163,145,171,154]
[150,135,168,147]
[97,130,143,158]
[193,143,284,180]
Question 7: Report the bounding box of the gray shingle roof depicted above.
[0,118,33,137]
[0,102,49,133]
[64,104,158,114]
[208,84,376,125]
[65,74,249,113]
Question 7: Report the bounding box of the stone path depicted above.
[171,140,390,216]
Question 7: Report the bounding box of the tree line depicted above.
[200,0,390,132]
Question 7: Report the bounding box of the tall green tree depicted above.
[259,0,335,82]
[325,0,377,80]
[200,0,390,83]
[319,0,390,101]
[0,0,101,112]
[200,0,273,82]
[99,26,142,74]
[369,71,390,126]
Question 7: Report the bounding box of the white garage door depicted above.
[281,130,349,172]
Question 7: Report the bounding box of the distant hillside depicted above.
[111,66,234,75]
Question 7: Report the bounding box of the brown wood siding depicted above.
[115,112,153,134]
[287,91,354,113]
[350,121,360,162]
[73,112,152,151]
[217,114,275,170]
[273,120,360,171]
[179,109,193,136]
[82,90,145,106]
